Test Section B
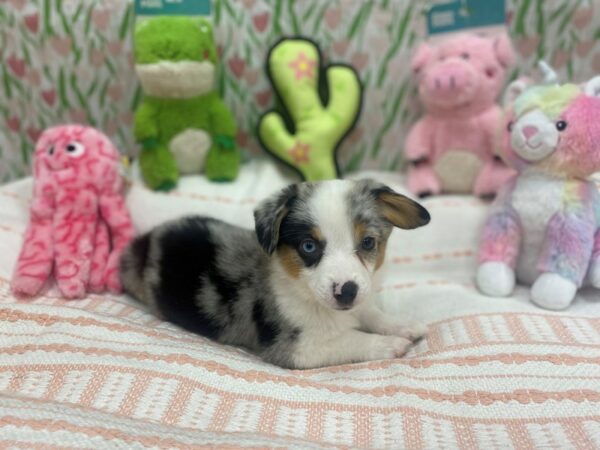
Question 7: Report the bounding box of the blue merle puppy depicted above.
[119,179,430,369]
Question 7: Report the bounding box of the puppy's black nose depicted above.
[334,281,358,306]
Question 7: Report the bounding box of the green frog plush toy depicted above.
[134,17,240,190]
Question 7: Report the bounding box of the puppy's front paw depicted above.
[381,320,428,341]
[398,321,428,341]
[371,335,412,360]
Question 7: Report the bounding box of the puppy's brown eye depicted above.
[361,236,375,251]
[300,239,317,254]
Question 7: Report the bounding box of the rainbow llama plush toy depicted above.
[476,75,600,310]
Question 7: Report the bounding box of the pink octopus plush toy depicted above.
[11,125,135,299]
[406,33,516,198]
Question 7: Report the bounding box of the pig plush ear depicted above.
[493,33,515,68]
[584,76,600,97]
[503,78,528,106]
[411,43,433,75]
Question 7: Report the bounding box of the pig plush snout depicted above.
[428,62,471,92]
[423,59,477,105]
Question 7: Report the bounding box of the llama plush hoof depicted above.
[588,260,600,289]
[476,261,515,297]
[531,273,576,310]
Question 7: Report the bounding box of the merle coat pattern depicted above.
[120,179,430,368]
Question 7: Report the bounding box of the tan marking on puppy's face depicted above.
[353,222,368,268]
[277,245,303,278]
[374,238,388,270]
[353,220,388,271]
[353,222,367,242]
[348,180,430,275]
[311,227,324,241]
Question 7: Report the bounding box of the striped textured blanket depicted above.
[0,160,598,449]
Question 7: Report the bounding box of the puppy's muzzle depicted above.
[333,281,358,309]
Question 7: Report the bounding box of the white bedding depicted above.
[0,158,598,449]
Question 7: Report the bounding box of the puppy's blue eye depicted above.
[300,239,317,254]
[361,237,375,251]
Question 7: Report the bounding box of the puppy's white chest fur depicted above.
[512,171,564,284]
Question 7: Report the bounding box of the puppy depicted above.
[119,179,430,368]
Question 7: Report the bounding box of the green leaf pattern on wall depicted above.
[1,0,599,183]
[0,0,138,184]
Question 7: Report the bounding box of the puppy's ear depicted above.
[254,184,298,254]
[372,185,430,229]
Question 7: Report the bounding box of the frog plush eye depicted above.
[65,142,85,158]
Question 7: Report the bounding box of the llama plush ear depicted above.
[538,61,558,84]
[584,76,600,97]
[493,33,515,67]
[503,79,528,106]
[411,43,433,75]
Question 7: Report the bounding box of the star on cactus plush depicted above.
[258,38,362,181]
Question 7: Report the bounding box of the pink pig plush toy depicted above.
[11,125,135,299]
[406,33,516,197]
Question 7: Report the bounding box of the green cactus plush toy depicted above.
[134,17,240,190]
[258,38,362,181]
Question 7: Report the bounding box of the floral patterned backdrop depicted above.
[0,0,599,183]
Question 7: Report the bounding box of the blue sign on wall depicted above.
[134,0,211,16]
[426,0,506,35]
